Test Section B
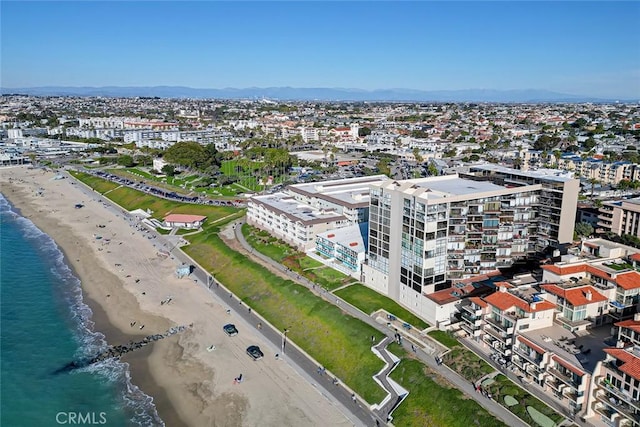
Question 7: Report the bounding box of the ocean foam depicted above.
[0,193,164,426]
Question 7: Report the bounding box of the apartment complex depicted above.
[599,198,640,239]
[456,243,640,420]
[316,223,368,275]
[588,318,640,427]
[246,175,387,251]
[362,166,579,324]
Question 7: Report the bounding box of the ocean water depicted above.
[0,194,163,427]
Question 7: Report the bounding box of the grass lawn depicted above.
[68,174,394,401]
[428,330,460,348]
[71,171,240,223]
[387,343,507,427]
[335,284,429,329]
[70,171,121,194]
[183,225,387,403]
[241,224,356,290]
[442,346,495,383]
[484,375,564,427]
[604,262,632,271]
[241,225,295,262]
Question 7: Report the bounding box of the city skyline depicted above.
[2,1,639,99]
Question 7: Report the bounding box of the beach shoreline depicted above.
[0,166,352,427]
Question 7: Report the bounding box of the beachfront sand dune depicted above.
[0,166,352,427]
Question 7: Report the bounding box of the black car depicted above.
[246,345,264,360]
[223,324,238,336]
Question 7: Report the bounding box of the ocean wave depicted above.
[0,193,164,426]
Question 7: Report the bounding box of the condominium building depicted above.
[362,166,579,324]
[246,175,388,251]
[247,192,349,251]
[315,223,367,275]
[587,317,640,426]
[541,256,640,322]
[458,283,593,415]
[467,164,580,249]
[598,198,640,239]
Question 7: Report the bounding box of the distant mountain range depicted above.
[0,86,633,103]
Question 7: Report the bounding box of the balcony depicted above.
[486,316,514,333]
[461,312,482,327]
[461,304,482,317]
[548,367,581,389]
[513,346,544,367]
[503,310,525,321]
[600,379,640,411]
[592,403,619,425]
[460,321,482,337]
[595,392,640,424]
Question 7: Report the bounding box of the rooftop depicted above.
[470,163,577,183]
[540,284,609,306]
[289,175,388,208]
[250,192,347,225]
[316,222,367,253]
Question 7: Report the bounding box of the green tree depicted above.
[412,147,423,163]
[574,222,594,238]
[117,155,135,167]
[358,127,371,137]
[164,141,208,170]
[533,134,560,151]
[427,163,438,176]
[161,164,176,176]
[134,154,153,166]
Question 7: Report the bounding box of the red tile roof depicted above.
[469,296,487,308]
[540,284,608,306]
[630,253,640,263]
[604,348,640,380]
[541,263,616,282]
[587,265,612,280]
[616,271,640,290]
[542,264,587,276]
[164,214,207,223]
[615,320,640,334]
[552,355,585,376]
[484,291,556,313]
[516,336,546,355]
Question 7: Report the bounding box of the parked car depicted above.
[246,345,264,360]
[223,324,238,336]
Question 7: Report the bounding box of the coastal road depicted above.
[167,245,382,427]
[70,175,526,427]
[230,218,529,427]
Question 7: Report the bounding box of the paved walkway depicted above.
[231,218,529,427]
[72,175,531,427]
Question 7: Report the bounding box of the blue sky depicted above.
[2,1,639,98]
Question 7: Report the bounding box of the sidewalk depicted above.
[231,218,529,427]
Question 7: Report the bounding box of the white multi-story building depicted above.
[363,166,579,325]
[316,223,368,275]
[247,175,388,251]
[247,192,349,251]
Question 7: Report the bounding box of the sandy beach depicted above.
[0,166,352,427]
